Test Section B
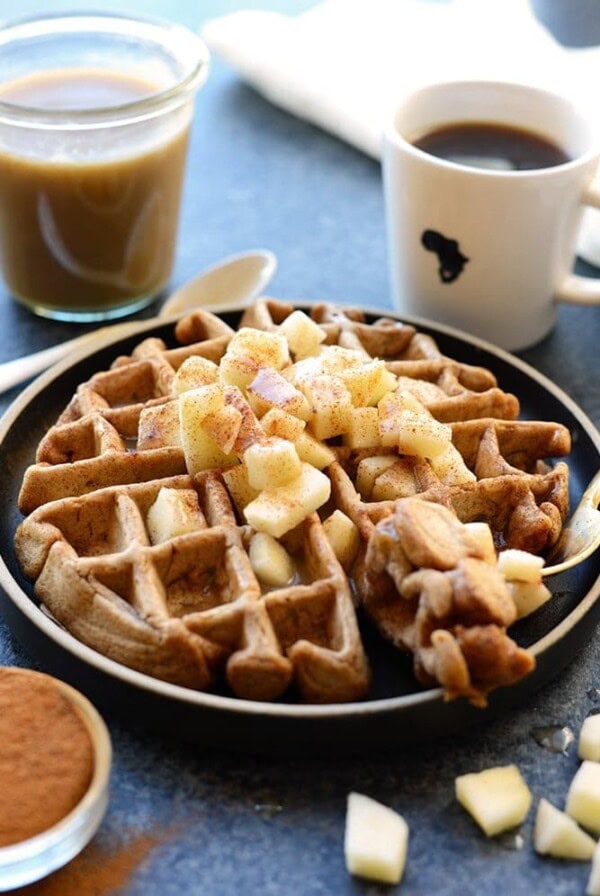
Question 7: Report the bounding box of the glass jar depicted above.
[0,12,209,321]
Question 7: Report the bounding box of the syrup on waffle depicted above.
[15,300,572,706]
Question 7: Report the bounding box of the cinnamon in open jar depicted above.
[0,666,95,846]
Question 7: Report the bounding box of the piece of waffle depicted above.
[16,471,370,703]
[238,299,521,422]
[19,300,522,513]
[351,498,536,707]
[15,300,572,706]
[331,419,570,555]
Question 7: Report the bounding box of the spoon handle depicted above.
[0,320,143,395]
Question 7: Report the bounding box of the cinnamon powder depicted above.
[0,667,94,846]
[17,831,164,896]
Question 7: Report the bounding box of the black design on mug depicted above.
[421,229,469,283]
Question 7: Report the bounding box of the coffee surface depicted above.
[412,121,570,171]
[0,68,190,314]
[0,67,158,109]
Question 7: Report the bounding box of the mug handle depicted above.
[555,182,600,304]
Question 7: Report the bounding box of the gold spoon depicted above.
[542,468,600,576]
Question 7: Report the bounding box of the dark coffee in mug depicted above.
[412,121,571,171]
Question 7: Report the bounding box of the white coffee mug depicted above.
[382,80,600,351]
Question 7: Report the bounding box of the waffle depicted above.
[16,471,370,703]
[15,300,572,706]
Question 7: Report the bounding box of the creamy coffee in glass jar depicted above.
[0,14,209,321]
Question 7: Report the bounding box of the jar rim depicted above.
[0,11,210,128]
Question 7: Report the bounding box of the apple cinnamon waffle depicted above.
[15,300,572,707]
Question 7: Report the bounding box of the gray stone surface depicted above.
[0,1,599,894]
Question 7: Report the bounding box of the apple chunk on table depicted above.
[534,798,595,860]
[579,714,600,761]
[344,792,409,885]
[455,765,532,836]
[566,760,600,834]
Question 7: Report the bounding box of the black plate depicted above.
[0,306,599,757]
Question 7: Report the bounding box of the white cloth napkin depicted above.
[202,0,600,266]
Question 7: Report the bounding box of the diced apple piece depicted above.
[430,443,476,486]
[138,401,181,450]
[225,327,290,369]
[249,532,295,587]
[179,386,236,473]
[278,310,326,359]
[261,408,306,441]
[287,354,324,385]
[244,438,302,491]
[295,431,336,470]
[377,391,405,447]
[339,361,397,408]
[587,842,600,896]
[377,390,427,448]
[378,411,402,448]
[498,549,545,583]
[343,407,380,449]
[455,765,532,836]
[372,460,419,502]
[580,715,600,762]
[202,405,243,456]
[366,365,398,407]
[320,345,366,374]
[223,385,264,454]
[507,581,552,619]
[338,365,375,408]
[172,355,218,395]
[146,488,205,544]
[356,456,397,499]
[247,367,311,420]
[344,792,409,885]
[463,522,496,564]
[396,412,452,459]
[181,427,237,474]
[394,389,428,415]
[566,761,600,834]
[534,798,595,860]
[396,376,447,405]
[223,464,259,513]
[300,375,353,440]
[244,463,331,538]
[179,383,225,428]
[219,353,262,392]
[322,510,360,570]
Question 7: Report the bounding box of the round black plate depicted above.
[0,305,599,756]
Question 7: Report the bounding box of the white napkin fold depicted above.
[203,0,600,266]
